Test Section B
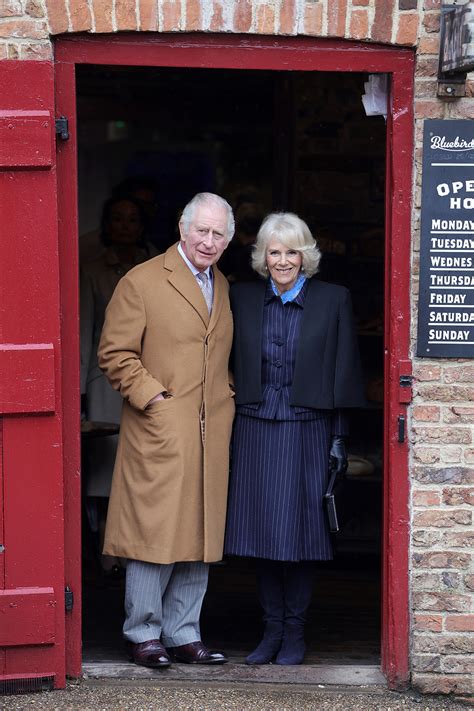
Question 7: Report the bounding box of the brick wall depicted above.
[1,0,473,696]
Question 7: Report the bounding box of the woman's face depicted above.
[106,200,144,246]
[265,239,303,293]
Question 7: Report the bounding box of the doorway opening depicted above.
[77,63,385,670]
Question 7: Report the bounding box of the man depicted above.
[98,192,235,668]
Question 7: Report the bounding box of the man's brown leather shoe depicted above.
[167,640,228,665]
[126,639,171,668]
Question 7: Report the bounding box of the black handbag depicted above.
[323,467,345,534]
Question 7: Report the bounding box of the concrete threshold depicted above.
[81,659,386,686]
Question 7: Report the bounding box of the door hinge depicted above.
[55,117,69,141]
[65,585,74,612]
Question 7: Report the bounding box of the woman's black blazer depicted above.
[230,277,366,410]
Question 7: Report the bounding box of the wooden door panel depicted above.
[0,60,65,691]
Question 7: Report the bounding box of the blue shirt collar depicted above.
[270,273,307,304]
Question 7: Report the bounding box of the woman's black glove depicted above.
[329,436,348,477]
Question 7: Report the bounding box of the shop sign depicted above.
[439,2,474,73]
[417,119,474,358]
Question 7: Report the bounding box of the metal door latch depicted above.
[398,415,406,443]
[55,117,69,141]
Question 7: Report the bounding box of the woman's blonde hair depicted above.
[251,212,322,278]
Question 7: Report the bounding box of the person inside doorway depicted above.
[97,193,235,669]
[80,194,157,579]
[79,175,159,263]
[224,212,365,665]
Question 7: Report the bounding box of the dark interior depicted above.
[77,65,385,666]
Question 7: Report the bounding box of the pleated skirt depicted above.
[224,413,333,562]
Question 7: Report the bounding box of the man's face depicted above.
[179,202,229,271]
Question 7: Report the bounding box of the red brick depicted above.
[412,490,440,506]
[25,0,44,18]
[396,12,419,46]
[413,363,441,381]
[116,0,137,29]
[442,531,474,549]
[443,487,474,506]
[279,0,295,34]
[440,446,462,464]
[0,0,22,17]
[413,529,441,547]
[413,446,440,464]
[371,0,394,43]
[423,10,440,33]
[416,56,439,77]
[413,426,471,445]
[400,0,417,7]
[464,574,474,592]
[413,405,440,422]
[444,364,474,383]
[413,509,471,527]
[416,383,474,401]
[413,672,473,695]
[414,634,473,654]
[418,36,440,54]
[69,0,92,32]
[423,0,440,9]
[445,615,474,632]
[139,0,158,31]
[45,0,68,33]
[303,1,322,36]
[350,9,368,40]
[354,0,369,4]
[185,0,201,31]
[412,551,470,569]
[465,448,474,464]
[210,1,223,32]
[91,0,113,32]
[413,591,471,612]
[0,18,48,38]
[443,406,474,424]
[412,654,441,672]
[413,614,442,632]
[256,4,274,35]
[328,0,347,37]
[162,0,181,31]
[449,99,474,120]
[442,656,474,674]
[413,466,474,485]
[234,0,252,32]
[20,41,52,59]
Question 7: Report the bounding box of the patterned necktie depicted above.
[197,271,212,314]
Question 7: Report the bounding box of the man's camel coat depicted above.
[98,243,235,564]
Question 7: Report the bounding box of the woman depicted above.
[224,212,365,665]
[80,195,157,577]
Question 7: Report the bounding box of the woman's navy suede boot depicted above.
[246,562,284,665]
[275,562,313,665]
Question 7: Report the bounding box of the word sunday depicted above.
[428,329,472,341]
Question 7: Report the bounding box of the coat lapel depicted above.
[207,265,227,335]
[164,244,210,327]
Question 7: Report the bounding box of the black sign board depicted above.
[417,120,474,358]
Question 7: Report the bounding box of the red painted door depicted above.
[0,61,66,691]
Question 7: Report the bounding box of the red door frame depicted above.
[55,33,414,688]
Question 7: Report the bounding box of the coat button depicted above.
[274,360,282,367]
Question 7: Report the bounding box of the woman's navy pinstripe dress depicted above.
[224,280,347,562]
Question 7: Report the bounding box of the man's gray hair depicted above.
[252,212,322,278]
[180,193,235,242]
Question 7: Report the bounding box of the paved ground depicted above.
[0,680,470,710]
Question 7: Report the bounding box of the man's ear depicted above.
[178,220,186,242]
